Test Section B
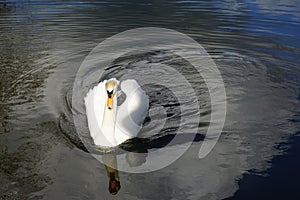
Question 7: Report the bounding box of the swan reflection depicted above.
[102,154,121,195]
[102,143,148,195]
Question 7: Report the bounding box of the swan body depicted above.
[84,78,149,147]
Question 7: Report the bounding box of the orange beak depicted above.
[107,97,113,110]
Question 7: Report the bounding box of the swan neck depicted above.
[101,96,117,145]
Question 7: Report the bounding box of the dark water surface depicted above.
[1,0,300,199]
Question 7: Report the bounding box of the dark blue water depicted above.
[227,132,300,200]
[0,0,299,199]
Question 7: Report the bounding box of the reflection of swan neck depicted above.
[103,154,119,179]
[103,154,120,195]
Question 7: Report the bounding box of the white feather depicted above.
[84,78,149,147]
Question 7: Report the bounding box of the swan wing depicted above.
[115,79,149,144]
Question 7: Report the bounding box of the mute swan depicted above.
[84,78,149,147]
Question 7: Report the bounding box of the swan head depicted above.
[105,79,118,110]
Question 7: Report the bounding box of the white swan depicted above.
[84,78,149,147]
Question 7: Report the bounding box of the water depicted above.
[0,0,299,199]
